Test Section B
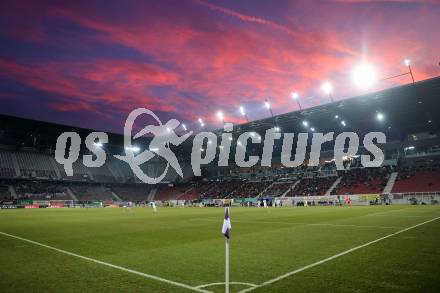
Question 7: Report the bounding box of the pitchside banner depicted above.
[1,200,17,209]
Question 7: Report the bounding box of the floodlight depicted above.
[125,146,140,153]
[404,59,411,67]
[239,106,245,116]
[217,111,224,121]
[335,115,339,119]
[352,63,376,89]
[265,101,271,109]
[322,81,332,95]
[291,92,299,100]
[341,120,346,127]
[302,121,308,127]
[376,112,384,121]
[310,127,315,132]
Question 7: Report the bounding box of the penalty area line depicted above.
[238,215,440,293]
[0,231,212,293]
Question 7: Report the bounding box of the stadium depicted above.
[1,1,440,293]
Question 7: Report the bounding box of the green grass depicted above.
[1,205,440,293]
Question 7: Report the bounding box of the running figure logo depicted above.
[115,108,193,184]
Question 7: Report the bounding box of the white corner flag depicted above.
[222,207,231,293]
[222,207,231,239]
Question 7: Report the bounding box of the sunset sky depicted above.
[0,0,439,133]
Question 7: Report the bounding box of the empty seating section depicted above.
[0,182,11,199]
[392,166,440,193]
[0,151,15,178]
[70,184,114,201]
[89,165,115,182]
[15,152,57,178]
[110,184,152,201]
[332,167,389,195]
[288,176,336,196]
[14,181,71,200]
[106,158,135,182]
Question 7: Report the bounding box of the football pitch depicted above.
[1,205,439,293]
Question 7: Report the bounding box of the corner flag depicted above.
[222,207,231,293]
[222,207,231,238]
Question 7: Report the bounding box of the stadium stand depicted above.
[154,184,189,201]
[69,183,115,201]
[14,180,71,200]
[289,176,337,196]
[392,165,440,193]
[0,150,16,178]
[263,182,294,197]
[15,152,58,179]
[331,167,390,195]
[229,181,272,198]
[0,182,12,199]
[110,184,153,201]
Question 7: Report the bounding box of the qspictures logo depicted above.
[54,108,386,184]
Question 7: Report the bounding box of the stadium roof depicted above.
[1,76,439,155]
[230,76,440,139]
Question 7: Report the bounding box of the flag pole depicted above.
[225,237,229,293]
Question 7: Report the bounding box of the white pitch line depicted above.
[0,232,212,293]
[196,218,400,229]
[196,282,257,289]
[238,215,440,293]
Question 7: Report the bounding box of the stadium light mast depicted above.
[291,92,302,110]
[404,59,415,83]
[198,118,205,128]
[381,58,415,84]
[265,99,274,117]
[217,111,225,125]
[239,106,249,122]
[321,81,334,103]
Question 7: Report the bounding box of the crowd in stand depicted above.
[14,181,70,200]
[331,167,390,195]
[229,181,272,198]
[264,182,293,197]
[288,176,336,197]
[2,155,440,202]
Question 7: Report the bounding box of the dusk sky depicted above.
[0,0,439,133]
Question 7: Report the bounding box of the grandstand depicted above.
[0,77,439,205]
